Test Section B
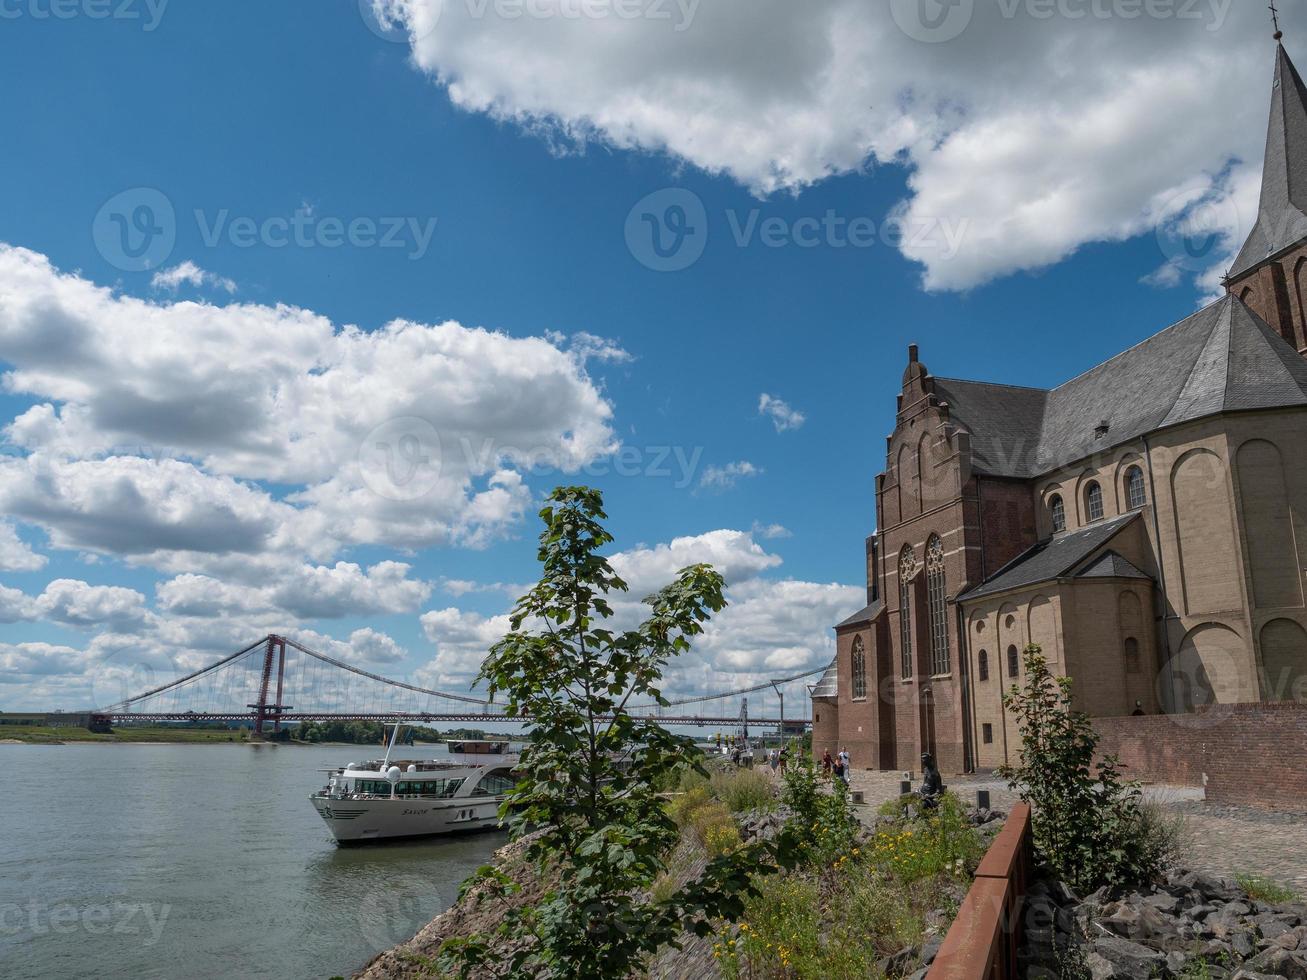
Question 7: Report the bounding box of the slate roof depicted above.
[960,513,1141,602]
[1075,550,1150,581]
[811,659,839,699]
[1229,44,1307,279]
[835,599,884,630]
[934,295,1307,479]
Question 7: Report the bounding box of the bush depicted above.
[781,754,860,870]
[997,645,1165,892]
[691,800,736,848]
[710,768,776,814]
[704,822,742,858]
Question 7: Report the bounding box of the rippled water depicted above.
[0,743,506,979]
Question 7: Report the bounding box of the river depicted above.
[0,742,507,979]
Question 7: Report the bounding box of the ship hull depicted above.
[310,794,504,844]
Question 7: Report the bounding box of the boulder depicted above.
[1257,914,1296,943]
[1092,936,1164,979]
[1232,929,1258,959]
[1141,893,1181,915]
[1245,947,1307,980]
[1178,871,1242,904]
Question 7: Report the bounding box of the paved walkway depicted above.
[839,770,1307,890]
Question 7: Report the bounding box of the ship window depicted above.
[472,772,516,796]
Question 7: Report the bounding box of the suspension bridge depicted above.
[94,635,819,738]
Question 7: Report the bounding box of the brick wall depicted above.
[1092,702,1307,810]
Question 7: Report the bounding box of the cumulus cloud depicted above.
[758,394,805,433]
[378,0,1283,290]
[0,521,46,571]
[150,261,237,295]
[415,526,859,699]
[697,460,762,493]
[0,244,620,563]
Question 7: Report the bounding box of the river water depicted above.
[0,743,506,979]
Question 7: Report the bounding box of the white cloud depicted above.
[0,521,46,571]
[382,0,1279,290]
[698,459,762,492]
[415,526,859,698]
[750,521,791,540]
[0,244,621,564]
[758,393,805,433]
[290,626,409,665]
[150,261,237,295]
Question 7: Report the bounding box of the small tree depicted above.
[997,645,1159,892]
[440,487,766,978]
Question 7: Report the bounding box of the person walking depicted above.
[821,748,833,777]
[838,747,851,785]
[778,744,788,776]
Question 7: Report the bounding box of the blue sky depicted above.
[0,0,1292,710]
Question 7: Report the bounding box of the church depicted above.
[811,40,1307,776]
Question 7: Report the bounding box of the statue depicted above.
[919,752,943,810]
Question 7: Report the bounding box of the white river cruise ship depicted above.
[310,738,518,844]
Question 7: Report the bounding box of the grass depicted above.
[1236,874,1299,905]
[710,768,777,814]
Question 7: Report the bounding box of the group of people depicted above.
[820,747,852,785]
[726,740,790,775]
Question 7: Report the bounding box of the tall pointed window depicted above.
[978,650,990,682]
[1050,494,1066,533]
[1125,467,1147,510]
[851,635,867,700]
[1007,644,1020,678]
[1085,481,1104,522]
[926,535,950,675]
[899,546,916,680]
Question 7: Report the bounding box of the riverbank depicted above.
[0,726,456,745]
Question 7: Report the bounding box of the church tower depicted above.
[1225,41,1307,354]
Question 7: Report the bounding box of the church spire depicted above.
[1227,41,1307,281]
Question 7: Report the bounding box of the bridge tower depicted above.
[248,635,292,737]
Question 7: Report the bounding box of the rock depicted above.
[921,940,941,966]
[1092,936,1165,979]
[1245,947,1307,980]
[1084,951,1120,980]
[1142,893,1181,914]
[1257,914,1296,943]
[1179,871,1243,904]
[1212,912,1249,940]
[1227,902,1254,917]
[1273,926,1307,952]
[877,945,919,977]
[1190,904,1218,921]
[906,970,928,980]
[1232,972,1286,980]
[1165,950,1188,974]
[1232,930,1258,958]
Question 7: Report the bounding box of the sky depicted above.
[0,0,1296,713]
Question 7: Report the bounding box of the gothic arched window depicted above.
[1050,494,1066,533]
[978,650,990,682]
[1125,467,1146,510]
[899,546,916,680]
[1007,644,1020,678]
[1085,481,1104,522]
[926,536,949,675]
[851,635,867,700]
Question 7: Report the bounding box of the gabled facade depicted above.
[813,42,1307,775]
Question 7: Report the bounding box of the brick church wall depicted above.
[1092,702,1307,810]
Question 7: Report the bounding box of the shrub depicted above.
[870,793,982,883]
[691,800,736,850]
[781,754,860,870]
[704,822,742,858]
[997,645,1164,892]
[710,768,776,814]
